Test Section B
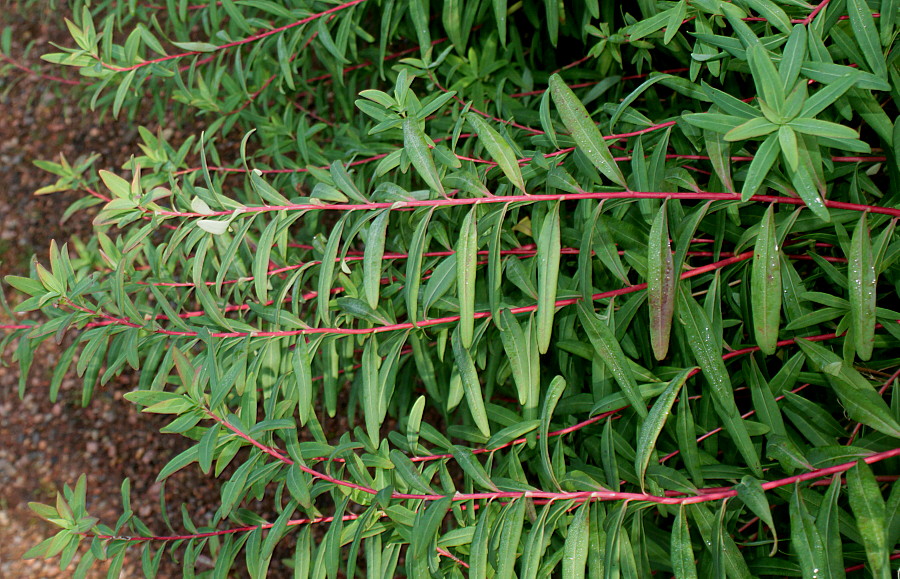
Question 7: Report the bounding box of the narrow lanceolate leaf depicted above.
[452,328,491,437]
[548,74,626,187]
[539,375,567,490]
[457,207,478,349]
[536,202,561,354]
[577,302,647,418]
[672,506,698,579]
[496,498,527,579]
[405,208,433,325]
[293,338,313,426]
[498,309,533,406]
[816,476,847,579]
[450,446,499,491]
[635,368,692,490]
[752,205,781,355]
[678,289,762,476]
[736,476,779,556]
[648,201,675,360]
[317,214,348,324]
[790,485,828,578]
[848,212,876,360]
[469,502,494,577]
[848,0,888,79]
[363,210,390,310]
[362,338,382,445]
[746,44,785,117]
[403,118,445,196]
[563,501,590,579]
[467,114,526,192]
[847,460,890,579]
[742,133,780,201]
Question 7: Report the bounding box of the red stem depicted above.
[104,0,368,72]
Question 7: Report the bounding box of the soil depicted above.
[0,3,240,577]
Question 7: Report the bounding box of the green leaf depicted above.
[452,328,491,437]
[794,339,900,438]
[252,217,277,305]
[316,213,348,325]
[451,446,499,491]
[577,301,647,418]
[634,368,692,490]
[363,209,390,309]
[470,502,495,576]
[648,200,675,360]
[563,501,590,579]
[671,506,698,579]
[410,496,452,562]
[778,125,799,171]
[549,74,626,187]
[816,475,847,579]
[539,375,567,490]
[787,118,860,140]
[683,112,745,134]
[498,309,534,406]
[724,117,777,141]
[112,69,136,119]
[99,170,131,199]
[536,202,561,354]
[496,498,527,579]
[790,485,827,578]
[741,133,780,201]
[664,1,688,43]
[403,118,445,196]
[390,449,436,494]
[752,205,781,355]
[468,114,526,192]
[457,206,478,349]
[848,211,877,360]
[848,0,888,79]
[847,460,890,579]
[736,476,779,556]
[746,43,784,117]
[423,254,457,316]
[362,337,382,445]
[744,0,792,34]
[801,73,859,118]
[678,288,762,476]
[170,41,218,52]
[405,208,434,326]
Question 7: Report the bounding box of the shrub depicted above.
[2,0,900,576]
